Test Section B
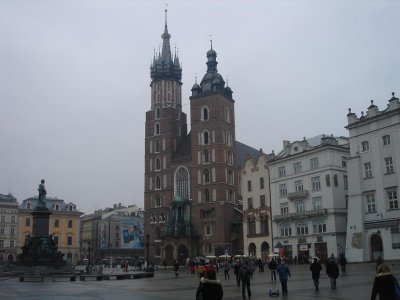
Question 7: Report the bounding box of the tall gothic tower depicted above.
[144,10,188,261]
[145,13,246,264]
[189,44,242,256]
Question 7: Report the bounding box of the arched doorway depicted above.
[371,233,383,262]
[7,254,14,263]
[261,242,270,262]
[165,244,174,264]
[248,243,256,258]
[177,244,189,265]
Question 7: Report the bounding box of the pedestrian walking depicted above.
[268,258,277,282]
[239,259,253,300]
[124,259,129,272]
[196,268,223,300]
[223,261,230,279]
[276,259,291,296]
[339,253,347,275]
[309,257,322,291]
[371,263,398,300]
[326,254,339,289]
[234,260,241,286]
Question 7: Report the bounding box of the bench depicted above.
[20,276,44,282]
[79,275,103,281]
[52,275,76,282]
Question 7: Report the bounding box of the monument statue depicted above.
[37,179,47,209]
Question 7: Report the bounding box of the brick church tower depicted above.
[145,12,251,264]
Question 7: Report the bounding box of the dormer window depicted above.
[55,204,59,211]
[27,203,31,209]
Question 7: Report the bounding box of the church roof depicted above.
[234,140,260,168]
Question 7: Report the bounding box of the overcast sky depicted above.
[1,0,399,214]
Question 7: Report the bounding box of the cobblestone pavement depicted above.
[0,262,398,299]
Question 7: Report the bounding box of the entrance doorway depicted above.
[165,244,174,264]
[261,242,270,262]
[314,242,328,263]
[371,233,383,262]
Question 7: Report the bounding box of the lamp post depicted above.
[146,234,150,272]
[88,239,91,265]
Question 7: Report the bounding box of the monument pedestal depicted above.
[17,207,66,268]
[32,208,51,236]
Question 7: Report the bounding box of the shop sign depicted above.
[299,244,308,251]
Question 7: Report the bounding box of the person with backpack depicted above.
[239,259,253,300]
[276,259,291,295]
[309,257,322,291]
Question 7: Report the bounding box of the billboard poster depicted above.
[121,220,144,249]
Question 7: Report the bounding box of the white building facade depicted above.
[269,135,349,263]
[241,150,273,261]
[345,94,400,262]
[0,194,19,264]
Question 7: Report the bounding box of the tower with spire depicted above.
[144,12,251,264]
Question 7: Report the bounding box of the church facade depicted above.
[144,15,258,264]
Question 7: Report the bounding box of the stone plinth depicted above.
[31,208,51,236]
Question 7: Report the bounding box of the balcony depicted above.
[287,190,309,200]
[273,208,328,221]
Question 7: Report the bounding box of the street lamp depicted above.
[146,234,150,272]
[88,239,91,265]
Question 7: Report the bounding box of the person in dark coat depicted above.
[196,268,223,300]
[339,253,347,275]
[371,263,397,300]
[268,258,277,282]
[233,260,241,286]
[239,259,253,300]
[326,254,339,289]
[309,257,322,291]
[276,259,291,295]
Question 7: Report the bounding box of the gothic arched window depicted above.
[175,167,190,200]
[204,189,210,202]
[202,106,209,121]
[156,107,161,119]
[156,194,161,207]
[203,149,209,163]
[155,157,161,171]
[204,169,210,183]
[156,175,161,190]
[154,122,160,136]
[203,131,209,145]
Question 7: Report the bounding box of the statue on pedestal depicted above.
[37,179,47,209]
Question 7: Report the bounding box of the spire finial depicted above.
[209,34,213,50]
[393,92,395,97]
[195,73,197,84]
[226,76,229,87]
[371,100,374,105]
[165,3,168,27]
